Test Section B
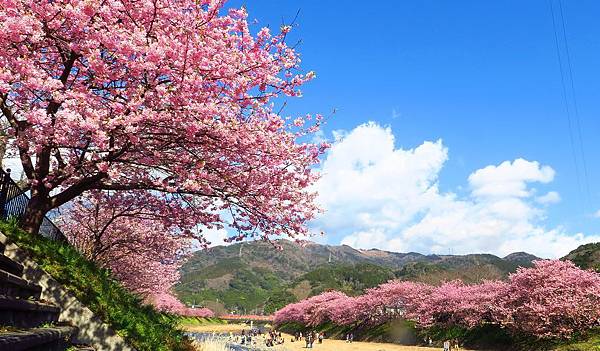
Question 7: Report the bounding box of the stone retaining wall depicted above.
[0,231,135,351]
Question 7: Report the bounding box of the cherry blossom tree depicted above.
[274,260,600,340]
[498,260,600,338]
[404,280,508,329]
[57,191,221,315]
[304,291,351,326]
[152,291,214,318]
[0,0,326,240]
[57,191,191,297]
[359,280,434,325]
[273,291,350,326]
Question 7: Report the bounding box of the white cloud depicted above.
[594,210,600,218]
[535,191,561,205]
[2,156,25,180]
[315,122,447,236]
[201,227,229,246]
[341,228,407,253]
[190,227,232,251]
[331,129,348,142]
[313,122,599,258]
[468,159,554,199]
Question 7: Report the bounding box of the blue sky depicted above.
[220,0,600,257]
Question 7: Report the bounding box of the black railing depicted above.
[0,168,68,242]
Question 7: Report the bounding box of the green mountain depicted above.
[174,240,538,315]
[563,242,600,272]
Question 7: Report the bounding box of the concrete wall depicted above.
[0,231,135,351]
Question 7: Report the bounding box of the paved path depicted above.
[183,324,449,351]
[271,334,442,351]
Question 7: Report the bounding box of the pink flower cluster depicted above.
[275,260,600,339]
[59,191,216,317]
[0,0,327,242]
[59,191,191,298]
[151,292,214,318]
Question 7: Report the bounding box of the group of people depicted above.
[236,328,261,346]
[265,329,285,347]
[229,328,287,348]
[345,332,354,343]
[233,328,459,350]
[442,339,461,351]
[291,331,325,348]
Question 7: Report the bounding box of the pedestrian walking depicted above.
[443,340,450,351]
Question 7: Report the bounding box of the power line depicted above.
[548,0,586,207]
[556,0,591,206]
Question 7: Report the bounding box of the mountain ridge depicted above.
[175,239,543,314]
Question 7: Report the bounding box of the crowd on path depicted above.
[200,327,465,351]
[290,331,326,348]
[226,328,286,348]
[226,328,328,348]
[441,338,461,351]
[265,330,285,347]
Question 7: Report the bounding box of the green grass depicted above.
[550,329,600,351]
[417,324,600,350]
[178,317,227,327]
[0,220,194,351]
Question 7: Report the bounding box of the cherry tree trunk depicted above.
[20,198,47,235]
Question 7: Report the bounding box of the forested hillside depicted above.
[175,240,539,314]
[563,243,600,272]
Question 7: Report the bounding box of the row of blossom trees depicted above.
[274,260,600,339]
[151,292,214,318]
[57,191,213,317]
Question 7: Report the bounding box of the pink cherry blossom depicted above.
[498,260,600,338]
[57,191,190,298]
[151,292,214,318]
[274,260,600,340]
[0,0,326,243]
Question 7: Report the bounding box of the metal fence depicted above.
[0,168,68,242]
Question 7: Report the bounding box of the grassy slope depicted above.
[0,221,193,351]
[551,330,600,351]
[178,317,228,327]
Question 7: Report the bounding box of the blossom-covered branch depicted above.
[0,0,327,241]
